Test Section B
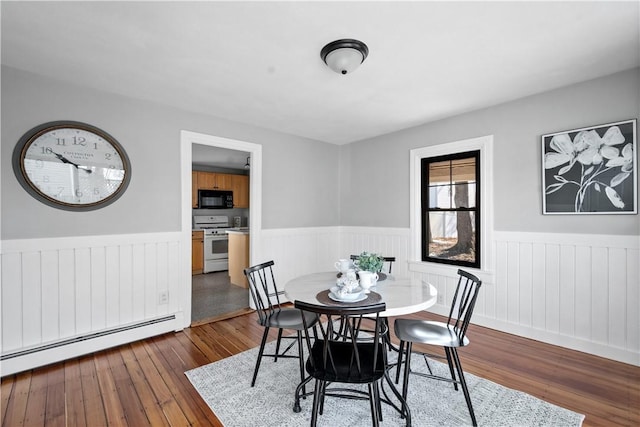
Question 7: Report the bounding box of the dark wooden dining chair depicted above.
[393,269,482,426]
[243,260,318,389]
[350,254,396,274]
[293,300,410,427]
[349,253,397,349]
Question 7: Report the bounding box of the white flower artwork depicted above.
[542,119,637,214]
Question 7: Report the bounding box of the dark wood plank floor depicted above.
[2,310,639,426]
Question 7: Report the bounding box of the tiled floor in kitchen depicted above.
[191,271,250,325]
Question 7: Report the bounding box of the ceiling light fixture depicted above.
[244,156,250,169]
[320,39,369,75]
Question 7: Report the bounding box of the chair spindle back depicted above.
[244,260,284,325]
[447,269,482,342]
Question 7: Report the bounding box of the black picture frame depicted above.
[542,119,637,215]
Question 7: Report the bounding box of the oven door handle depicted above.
[205,235,228,240]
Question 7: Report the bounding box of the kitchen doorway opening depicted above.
[191,271,251,325]
[191,148,250,324]
[181,131,262,328]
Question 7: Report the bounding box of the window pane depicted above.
[451,157,476,181]
[428,184,451,209]
[427,211,476,264]
[428,160,451,185]
[453,182,476,208]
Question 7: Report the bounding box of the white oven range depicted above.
[193,215,231,273]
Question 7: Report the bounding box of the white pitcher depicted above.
[358,271,378,291]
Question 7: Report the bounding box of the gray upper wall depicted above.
[3,66,639,239]
[341,68,640,235]
[1,66,339,240]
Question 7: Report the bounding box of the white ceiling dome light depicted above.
[320,39,369,75]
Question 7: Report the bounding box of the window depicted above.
[409,135,493,274]
[421,151,480,268]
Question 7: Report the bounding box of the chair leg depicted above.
[319,381,327,415]
[383,369,412,425]
[251,327,270,386]
[374,377,384,422]
[383,318,393,351]
[374,380,383,422]
[293,375,313,413]
[401,342,413,404]
[451,348,477,427]
[423,354,434,375]
[297,331,306,395]
[274,328,284,362]
[395,340,405,384]
[310,380,322,427]
[366,383,380,427]
[444,347,459,391]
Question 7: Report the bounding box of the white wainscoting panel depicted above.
[262,226,638,365]
[259,227,342,289]
[1,232,185,375]
[339,226,412,278]
[258,226,412,293]
[2,227,637,374]
[408,230,639,366]
[488,231,639,365]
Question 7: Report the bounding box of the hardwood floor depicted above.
[2,310,638,426]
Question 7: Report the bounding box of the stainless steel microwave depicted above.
[198,190,233,209]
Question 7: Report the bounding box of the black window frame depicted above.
[421,150,481,269]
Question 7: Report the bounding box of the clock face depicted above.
[13,121,131,211]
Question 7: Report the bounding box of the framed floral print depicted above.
[542,119,637,214]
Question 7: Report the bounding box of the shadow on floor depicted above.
[191,271,250,324]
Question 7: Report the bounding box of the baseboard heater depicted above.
[1,314,178,376]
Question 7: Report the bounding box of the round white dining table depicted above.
[284,271,437,317]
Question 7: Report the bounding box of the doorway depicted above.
[181,130,262,328]
[191,271,251,324]
[191,145,250,323]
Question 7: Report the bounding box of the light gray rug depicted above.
[185,339,585,426]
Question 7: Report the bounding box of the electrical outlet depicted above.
[158,291,169,305]
[437,294,444,305]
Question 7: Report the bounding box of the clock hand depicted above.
[51,151,79,167]
[51,151,92,173]
[77,165,93,174]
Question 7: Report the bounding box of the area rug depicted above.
[185,340,585,426]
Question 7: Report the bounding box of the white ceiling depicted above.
[192,143,251,170]
[2,1,639,149]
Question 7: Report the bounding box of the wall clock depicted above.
[12,121,131,211]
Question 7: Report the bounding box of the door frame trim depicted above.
[180,130,262,327]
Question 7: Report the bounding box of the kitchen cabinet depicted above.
[192,171,249,209]
[231,174,249,208]
[192,230,204,275]
[228,231,249,288]
[192,171,199,208]
[197,171,232,190]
